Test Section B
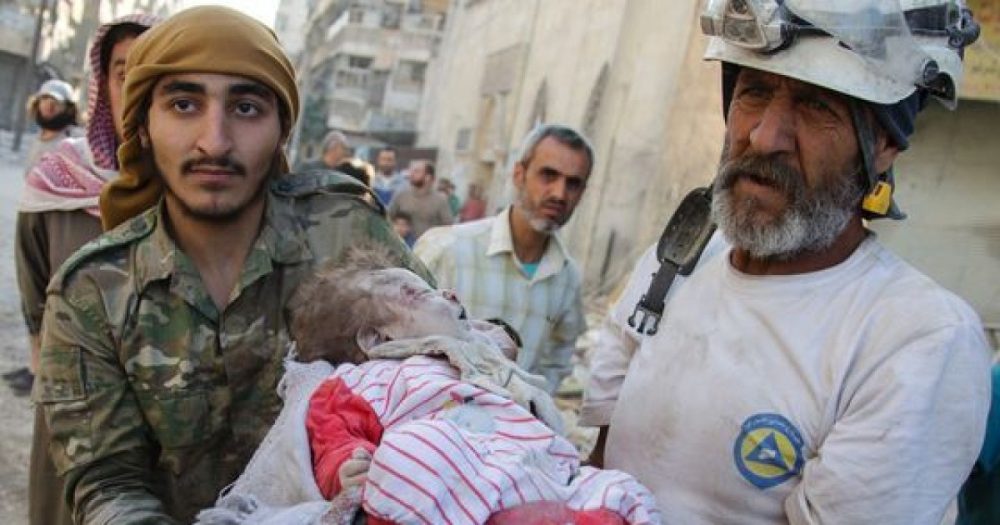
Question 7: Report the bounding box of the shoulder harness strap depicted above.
[627,186,716,335]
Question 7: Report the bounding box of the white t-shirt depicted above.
[582,234,992,524]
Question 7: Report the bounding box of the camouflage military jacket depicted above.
[36,172,431,524]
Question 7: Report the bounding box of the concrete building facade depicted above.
[416,0,1000,331]
[275,0,312,61]
[0,1,36,130]
[293,0,447,162]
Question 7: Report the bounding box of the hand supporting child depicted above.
[338,447,372,490]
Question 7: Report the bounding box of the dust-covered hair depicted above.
[288,244,406,364]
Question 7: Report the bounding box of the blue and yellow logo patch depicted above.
[733,413,804,489]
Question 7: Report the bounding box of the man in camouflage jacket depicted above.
[36,7,428,524]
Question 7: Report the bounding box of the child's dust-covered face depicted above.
[362,268,472,341]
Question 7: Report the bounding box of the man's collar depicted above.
[134,193,313,293]
[486,206,569,281]
[134,202,178,289]
[486,206,517,257]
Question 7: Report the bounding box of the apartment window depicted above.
[348,55,373,69]
[382,4,402,29]
[455,127,472,152]
[397,60,426,84]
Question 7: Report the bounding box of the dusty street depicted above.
[0,135,34,523]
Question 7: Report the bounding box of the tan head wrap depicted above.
[99,5,299,230]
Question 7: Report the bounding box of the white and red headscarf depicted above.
[18,13,159,217]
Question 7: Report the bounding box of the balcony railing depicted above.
[400,12,443,33]
[365,109,417,133]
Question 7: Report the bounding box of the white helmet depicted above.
[701,0,978,108]
[700,0,980,219]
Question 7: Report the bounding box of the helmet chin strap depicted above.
[849,98,906,221]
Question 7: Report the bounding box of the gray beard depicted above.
[526,215,558,234]
[710,153,865,261]
[515,190,561,234]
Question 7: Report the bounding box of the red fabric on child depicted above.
[486,501,627,524]
[306,377,382,499]
[305,357,660,524]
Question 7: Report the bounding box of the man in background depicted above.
[298,130,350,172]
[458,181,487,223]
[387,159,453,240]
[371,146,405,204]
[390,210,416,247]
[415,124,591,392]
[437,177,461,216]
[23,79,81,168]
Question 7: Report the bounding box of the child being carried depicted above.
[197,247,660,525]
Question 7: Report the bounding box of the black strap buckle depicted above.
[628,301,662,336]
[627,261,680,335]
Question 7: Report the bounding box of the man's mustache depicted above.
[717,154,803,199]
[542,198,566,210]
[182,156,246,175]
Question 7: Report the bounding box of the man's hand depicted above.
[585,426,609,469]
[338,448,372,490]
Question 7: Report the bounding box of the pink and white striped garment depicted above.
[328,356,661,524]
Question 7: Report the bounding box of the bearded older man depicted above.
[35,7,429,523]
[415,124,592,393]
[581,1,991,524]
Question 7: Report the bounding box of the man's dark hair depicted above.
[100,23,149,77]
[424,161,435,178]
[390,211,412,224]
